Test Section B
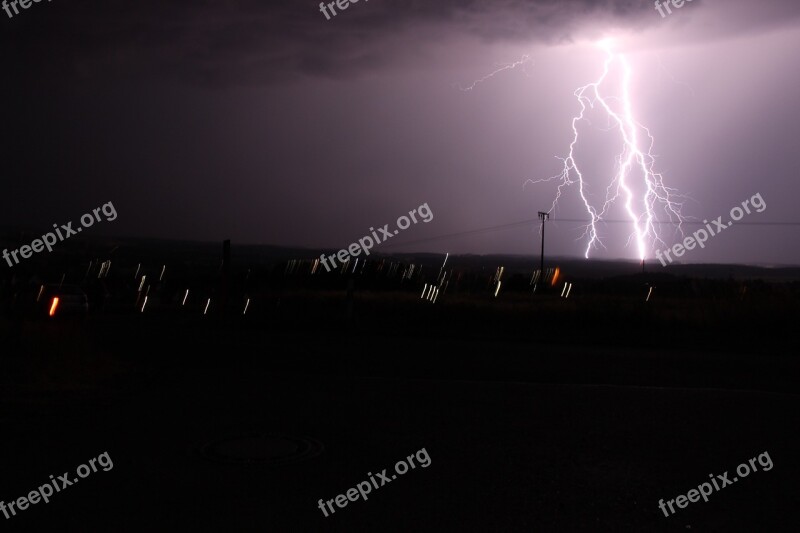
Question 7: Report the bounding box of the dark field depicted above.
[1,242,799,531]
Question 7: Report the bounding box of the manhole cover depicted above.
[198,432,324,466]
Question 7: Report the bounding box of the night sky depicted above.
[2,0,799,264]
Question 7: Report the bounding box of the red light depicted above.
[551,267,561,286]
[49,297,59,317]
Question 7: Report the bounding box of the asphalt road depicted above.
[1,322,799,532]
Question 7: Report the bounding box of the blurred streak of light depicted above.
[561,283,572,298]
[138,275,146,292]
[493,266,505,284]
[352,258,359,274]
[243,298,251,315]
[85,260,94,279]
[429,287,437,302]
[141,296,148,312]
[646,286,654,302]
[182,290,189,306]
[438,253,449,281]
[134,263,141,280]
[37,285,44,302]
[551,267,561,286]
[49,297,59,317]
[421,283,428,299]
[204,299,211,315]
[311,259,319,275]
[494,281,502,298]
[433,287,440,304]
[160,265,166,281]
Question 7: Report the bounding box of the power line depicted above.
[551,219,800,226]
[380,217,800,249]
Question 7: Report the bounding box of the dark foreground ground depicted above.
[1,291,799,532]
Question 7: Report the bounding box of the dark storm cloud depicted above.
[2,0,671,85]
[6,0,800,85]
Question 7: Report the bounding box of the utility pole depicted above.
[221,239,231,316]
[538,211,550,277]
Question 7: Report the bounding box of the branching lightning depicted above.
[457,55,533,92]
[525,40,686,259]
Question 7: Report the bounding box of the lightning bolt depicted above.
[457,55,533,92]
[526,40,685,259]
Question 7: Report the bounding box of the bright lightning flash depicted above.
[527,40,685,260]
